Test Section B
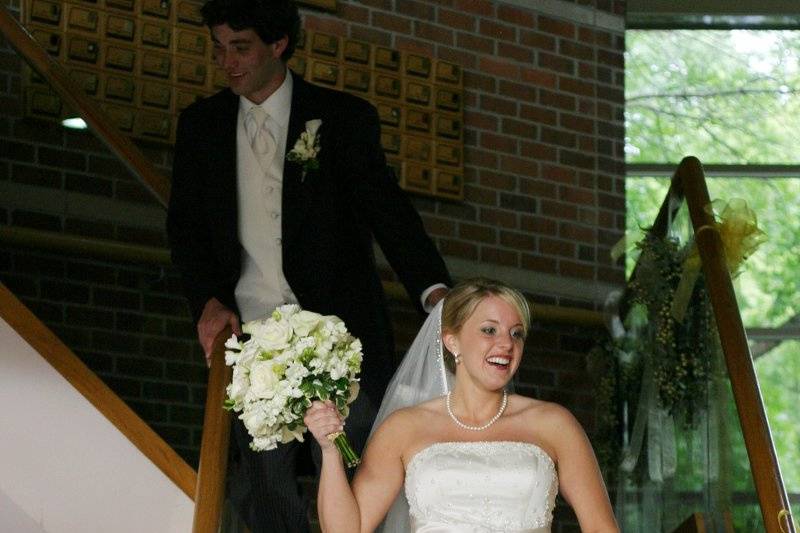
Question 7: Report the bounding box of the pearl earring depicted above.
[453,352,461,364]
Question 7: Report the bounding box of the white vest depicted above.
[234,93,297,322]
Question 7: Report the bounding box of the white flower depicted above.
[290,310,322,337]
[248,360,279,399]
[274,304,300,320]
[246,317,293,351]
[286,119,322,174]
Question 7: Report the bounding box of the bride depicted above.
[304,278,619,532]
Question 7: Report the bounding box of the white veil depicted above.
[368,300,453,533]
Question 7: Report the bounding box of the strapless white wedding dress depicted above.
[405,441,558,532]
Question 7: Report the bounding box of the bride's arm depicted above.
[541,404,620,533]
[305,401,407,533]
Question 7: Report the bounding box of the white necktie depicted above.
[246,106,277,172]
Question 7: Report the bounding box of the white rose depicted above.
[227,366,250,404]
[305,119,322,137]
[274,304,300,320]
[242,407,268,436]
[248,360,279,399]
[246,317,293,351]
[290,310,322,337]
[280,425,306,444]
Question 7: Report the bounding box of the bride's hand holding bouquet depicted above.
[223,304,363,467]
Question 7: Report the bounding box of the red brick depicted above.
[578,136,596,152]
[541,164,576,185]
[501,117,536,138]
[481,131,517,154]
[349,25,392,46]
[540,237,575,257]
[522,253,557,274]
[559,40,595,61]
[395,36,435,56]
[480,246,519,267]
[438,8,476,31]
[498,42,533,63]
[463,184,499,207]
[500,80,537,101]
[497,5,535,27]
[499,155,538,178]
[480,19,516,42]
[464,147,499,169]
[421,215,456,237]
[303,16,347,36]
[372,12,412,34]
[559,149,595,170]
[337,4,369,23]
[577,98,596,115]
[559,260,594,279]
[414,21,454,45]
[594,30,613,48]
[459,221,497,243]
[541,200,578,220]
[519,29,555,51]
[479,169,517,190]
[480,94,518,116]
[559,186,595,206]
[440,239,479,260]
[538,16,575,39]
[560,222,595,243]
[396,0,436,20]
[355,0,392,8]
[598,49,624,68]
[480,207,518,229]
[520,104,557,126]
[464,110,498,131]
[520,67,557,89]
[599,192,624,210]
[519,178,557,199]
[438,46,478,69]
[559,77,595,97]
[521,214,557,235]
[560,113,594,134]
[538,52,575,75]
[500,230,536,251]
[579,62,596,80]
[540,127,576,149]
[479,56,520,80]
[456,32,494,54]
[578,207,598,225]
[453,0,494,16]
[520,141,557,162]
[577,27,595,44]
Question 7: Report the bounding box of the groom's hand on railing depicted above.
[198,297,242,366]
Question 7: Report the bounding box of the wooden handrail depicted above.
[0,5,170,207]
[676,156,795,533]
[192,327,233,533]
[0,282,197,499]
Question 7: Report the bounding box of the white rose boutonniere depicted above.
[287,119,322,176]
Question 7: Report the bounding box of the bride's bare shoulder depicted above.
[375,397,444,434]
[511,394,573,423]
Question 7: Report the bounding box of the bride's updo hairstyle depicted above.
[441,278,530,373]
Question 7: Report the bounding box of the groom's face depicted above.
[211,23,287,104]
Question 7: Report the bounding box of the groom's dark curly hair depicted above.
[200,0,301,62]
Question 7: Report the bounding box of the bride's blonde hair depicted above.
[441,278,530,372]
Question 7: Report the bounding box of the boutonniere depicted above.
[287,119,322,176]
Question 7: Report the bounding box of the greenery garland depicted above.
[591,233,714,480]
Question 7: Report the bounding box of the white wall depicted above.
[0,318,194,533]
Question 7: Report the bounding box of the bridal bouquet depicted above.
[224,304,363,467]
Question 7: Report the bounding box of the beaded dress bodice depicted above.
[404,441,558,532]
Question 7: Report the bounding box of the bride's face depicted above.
[443,295,526,389]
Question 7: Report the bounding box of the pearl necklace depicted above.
[446,390,508,431]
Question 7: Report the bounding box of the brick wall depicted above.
[1,0,625,529]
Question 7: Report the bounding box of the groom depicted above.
[166,0,451,531]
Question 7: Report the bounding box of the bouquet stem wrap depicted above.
[328,431,361,468]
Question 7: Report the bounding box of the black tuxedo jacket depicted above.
[167,74,451,402]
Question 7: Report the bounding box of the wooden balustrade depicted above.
[676,156,795,533]
[192,327,234,533]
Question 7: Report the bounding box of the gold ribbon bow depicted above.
[671,199,766,322]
